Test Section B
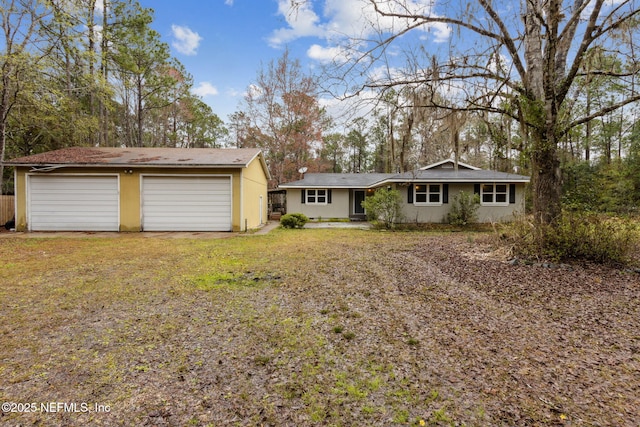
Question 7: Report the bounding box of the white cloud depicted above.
[245,84,264,100]
[318,90,378,128]
[322,0,373,40]
[315,0,446,41]
[192,82,219,97]
[269,0,451,61]
[307,44,350,63]
[428,21,451,43]
[368,64,407,84]
[225,0,234,5]
[268,0,325,47]
[171,25,202,56]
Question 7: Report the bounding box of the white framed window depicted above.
[414,184,442,205]
[306,189,328,204]
[481,183,509,206]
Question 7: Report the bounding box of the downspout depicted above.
[13,168,17,229]
[240,169,244,231]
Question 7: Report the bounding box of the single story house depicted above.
[279,159,530,223]
[4,147,270,232]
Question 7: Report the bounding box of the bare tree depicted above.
[241,49,328,187]
[321,0,640,224]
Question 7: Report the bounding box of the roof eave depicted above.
[10,163,255,169]
[383,178,531,184]
[278,184,361,189]
[280,178,530,189]
[419,159,481,170]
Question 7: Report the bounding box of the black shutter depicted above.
[407,185,413,204]
[328,189,332,204]
[443,184,449,204]
[301,189,306,204]
[474,184,481,195]
[509,184,516,204]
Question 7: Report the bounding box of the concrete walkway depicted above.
[304,221,372,229]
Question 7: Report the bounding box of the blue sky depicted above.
[143,1,290,121]
[141,0,452,122]
[143,1,322,121]
[119,0,630,125]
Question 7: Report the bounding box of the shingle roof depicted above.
[389,168,530,183]
[279,164,530,189]
[5,147,264,168]
[279,173,391,188]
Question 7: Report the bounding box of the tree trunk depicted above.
[531,130,562,224]
[523,0,564,225]
[388,108,396,173]
[100,0,109,146]
[0,119,7,196]
[88,0,96,146]
[137,76,143,147]
[585,92,591,161]
[0,70,9,195]
[399,109,414,173]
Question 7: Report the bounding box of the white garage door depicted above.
[142,176,231,231]
[29,175,119,231]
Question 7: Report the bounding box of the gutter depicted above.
[28,165,68,172]
[7,163,251,170]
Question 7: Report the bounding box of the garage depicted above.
[141,175,232,231]
[28,175,119,231]
[7,147,269,232]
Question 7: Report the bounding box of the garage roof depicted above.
[5,147,266,170]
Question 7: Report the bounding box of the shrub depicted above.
[446,191,480,226]
[280,213,309,229]
[499,212,639,265]
[361,188,403,229]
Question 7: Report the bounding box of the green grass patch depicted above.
[190,271,279,291]
[0,228,637,426]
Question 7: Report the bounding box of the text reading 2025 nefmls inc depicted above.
[2,402,110,413]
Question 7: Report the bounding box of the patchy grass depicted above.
[0,229,639,426]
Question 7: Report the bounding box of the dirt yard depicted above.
[0,229,638,426]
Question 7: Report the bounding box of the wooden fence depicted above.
[0,195,15,225]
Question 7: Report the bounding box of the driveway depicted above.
[0,221,373,237]
[0,221,281,239]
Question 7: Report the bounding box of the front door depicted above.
[354,190,366,215]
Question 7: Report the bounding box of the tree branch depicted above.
[476,0,527,80]
[563,92,640,135]
[368,0,514,56]
[560,0,605,100]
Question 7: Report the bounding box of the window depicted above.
[414,184,442,205]
[306,189,328,204]
[481,184,508,205]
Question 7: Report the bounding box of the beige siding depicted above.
[14,169,27,231]
[476,184,526,222]
[286,183,526,223]
[241,156,269,230]
[286,188,351,219]
[397,182,526,223]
